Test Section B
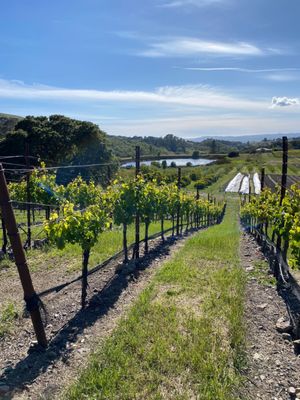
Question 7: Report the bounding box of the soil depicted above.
[0,229,194,400]
[240,230,300,400]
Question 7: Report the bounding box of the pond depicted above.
[121,158,214,168]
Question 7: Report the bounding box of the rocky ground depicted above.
[241,230,300,400]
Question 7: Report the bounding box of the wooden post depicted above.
[176,167,181,236]
[1,217,8,254]
[196,187,200,228]
[277,137,289,261]
[0,164,47,347]
[280,136,288,206]
[25,143,31,248]
[134,146,140,259]
[107,164,112,185]
[261,168,265,191]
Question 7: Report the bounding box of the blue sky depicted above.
[1,0,300,137]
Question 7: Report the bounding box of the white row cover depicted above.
[240,175,250,194]
[225,172,261,194]
[225,172,244,192]
[253,172,261,195]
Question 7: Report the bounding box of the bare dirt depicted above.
[0,230,194,400]
[241,230,300,400]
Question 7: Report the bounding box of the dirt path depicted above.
[0,230,196,400]
[240,230,300,400]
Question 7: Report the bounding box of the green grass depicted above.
[64,199,246,400]
[0,302,19,338]
[0,220,172,274]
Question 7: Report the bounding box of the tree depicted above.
[161,160,167,169]
[192,150,200,159]
[0,115,116,185]
[228,151,239,158]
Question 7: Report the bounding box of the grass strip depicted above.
[64,198,246,400]
[0,220,172,273]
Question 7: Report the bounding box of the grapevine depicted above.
[241,184,300,268]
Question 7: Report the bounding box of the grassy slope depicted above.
[64,199,246,400]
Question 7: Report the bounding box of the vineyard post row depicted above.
[241,136,300,275]
[0,163,47,347]
[134,145,140,260]
[0,150,225,346]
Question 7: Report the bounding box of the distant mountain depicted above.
[190,133,300,143]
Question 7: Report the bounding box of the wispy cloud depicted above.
[0,79,267,111]
[1,79,299,136]
[159,0,224,8]
[265,73,300,82]
[181,67,300,72]
[137,37,275,57]
[271,97,300,107]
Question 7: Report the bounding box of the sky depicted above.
[0,0,300,138]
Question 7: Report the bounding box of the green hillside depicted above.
[0,113,22,137]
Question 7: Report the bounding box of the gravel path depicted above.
[241,231,300,400]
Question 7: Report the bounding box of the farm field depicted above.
[1,0,300,397]
[0,148,299,399]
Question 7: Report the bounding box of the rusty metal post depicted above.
[0,164,47,347]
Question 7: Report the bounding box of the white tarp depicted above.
[253,172,261,195]
[239,175,250,194]
[225,173,244,192]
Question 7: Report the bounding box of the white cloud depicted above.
[138,37,264,57]
[271,97,300,107]
[0,79,267,111]
[181,67,300,72]
[2,79,299,137]
[159,0,224,8]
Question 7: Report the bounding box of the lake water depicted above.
[121,158,214,168]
